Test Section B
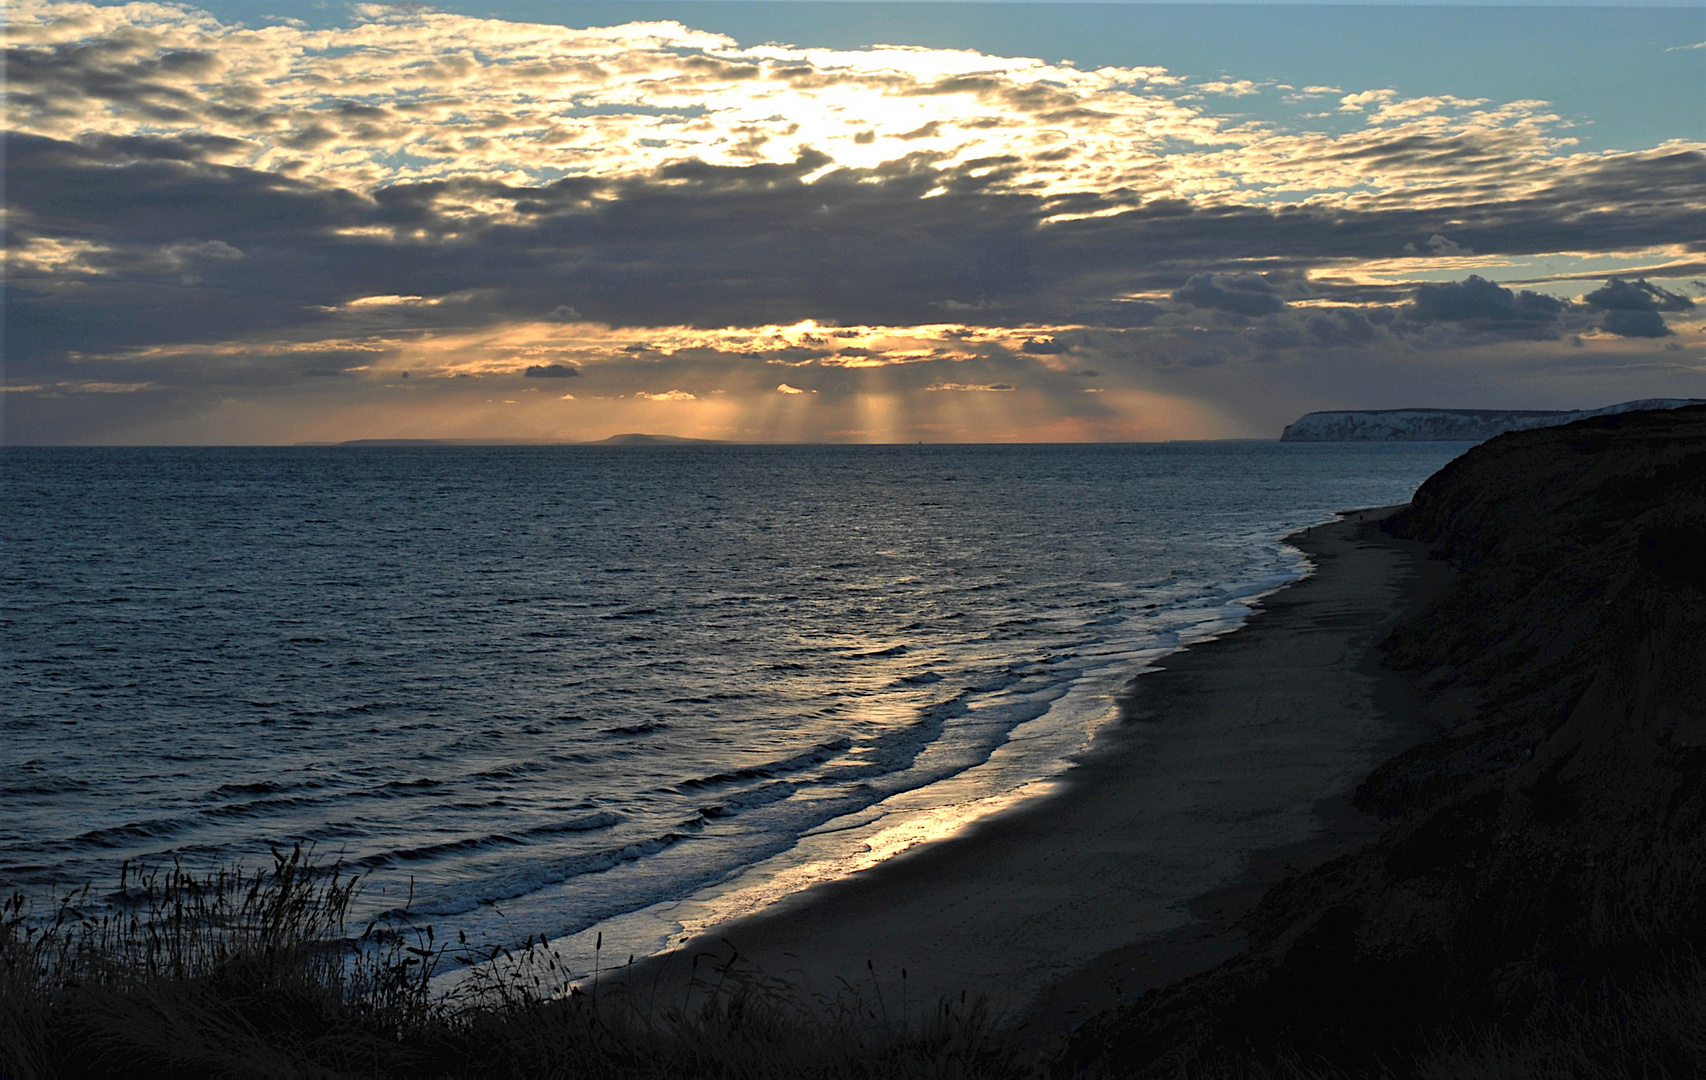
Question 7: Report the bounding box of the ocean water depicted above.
[2,442,1468,962]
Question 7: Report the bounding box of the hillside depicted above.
[1063,403,1706,1075]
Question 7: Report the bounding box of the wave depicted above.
[68,818,185,849]
[383,830,693,919]
[671,737,853,792]
[524,811,623,837]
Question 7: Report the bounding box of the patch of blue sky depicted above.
[360,144,586,183]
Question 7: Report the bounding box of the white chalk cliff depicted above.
[1280,398,1705,441]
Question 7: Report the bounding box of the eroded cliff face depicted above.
[1065,405,1706,1076]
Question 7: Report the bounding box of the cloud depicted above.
[1407,275,1565,335]
[1582,277,1694,312]
[776,383,809,394]
[1304,310,1379,347]
[1366,95,1489,125]
[1598,310,1674,338]
[1403,234,1473,257]
[5,2,1705,444]
[2,380,156,394]
[1579,277,1693,336]
[523,363,580,378]
[1197,79,1263,97]
[926,382,1015,391]
[1339,89,1397,112]
[1172,273,1288,316]
[9,121,1698,368]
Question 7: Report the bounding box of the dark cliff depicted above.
[1063,404,1706,1076]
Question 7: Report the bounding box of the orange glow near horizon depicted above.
[116,375,1235,446]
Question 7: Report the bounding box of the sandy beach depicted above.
[612,507,1456,1048]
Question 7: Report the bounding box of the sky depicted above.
[5,1,1704,444]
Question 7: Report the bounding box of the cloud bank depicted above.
[5,1,1703,443]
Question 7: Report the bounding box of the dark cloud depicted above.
[1021,337,1065,353]
[1409,275,1562,322]
[1072,300,1164,328]
[1583,277,1693,336]
[5,39,223,126]
[1583,277,1694,312]
[1253,324,1304,350]
[523,363,580,377]
[1306,310,1379,347]
[1244,308,1386,353]
[6,127,1704,386]
[1600,310,1674,338]
[1172,272,1288,316]
[1406,275,1565,338]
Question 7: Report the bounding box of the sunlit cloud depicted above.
[2,380,157,394]
[5,1,1703,444]
[3,0,1646,212]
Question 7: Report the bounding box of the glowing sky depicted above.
[6,1,1704,443]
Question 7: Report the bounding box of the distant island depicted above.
[589,433,723,445]
[1280,397,1704,442]
[309,437,575,446]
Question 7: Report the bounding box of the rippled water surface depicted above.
[3,442,1467,954]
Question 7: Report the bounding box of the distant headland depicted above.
[1281,397,1705,442]
[588,433,723,445]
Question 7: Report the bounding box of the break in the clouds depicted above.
[4,2,1704,444]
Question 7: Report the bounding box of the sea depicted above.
[2,442,1469,967]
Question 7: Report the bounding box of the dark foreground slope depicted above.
[1061,405,1706,1076]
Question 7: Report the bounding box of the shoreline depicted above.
[531,545,1309,978]
[608,506,1457,1049]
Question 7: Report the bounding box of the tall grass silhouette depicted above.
[1,848,1023,1078]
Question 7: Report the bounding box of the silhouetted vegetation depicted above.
[1,848,1022,1079]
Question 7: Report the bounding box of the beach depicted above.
[614,506,1456,1048]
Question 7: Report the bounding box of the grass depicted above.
[0,849,1027,1079]
[8,852,1701,1078]
[1410,958,1706,1080]
[1055,958,1706,1080]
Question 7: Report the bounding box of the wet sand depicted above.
[609,507,1454,1051]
